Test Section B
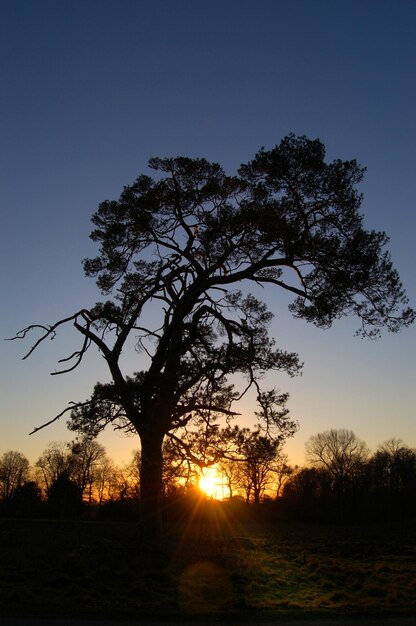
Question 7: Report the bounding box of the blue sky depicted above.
[1,0,415,467]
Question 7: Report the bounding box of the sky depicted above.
[1,0,415,468]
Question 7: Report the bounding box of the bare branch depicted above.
[52,335,91,375]
[7,313,80,359]
[29,400,93,435]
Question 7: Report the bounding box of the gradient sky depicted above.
[1,0,415,468]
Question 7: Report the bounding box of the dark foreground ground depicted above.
[0,509,415,622]
[1,617,416,626]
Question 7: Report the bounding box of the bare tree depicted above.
[0,451,30,501]
[122,450,141,499]
[371,438,416,494]
[95,457,118,504]
[272,452,293,499]
[35,442,75,493]
[217,458,241,500]
[238,429,282,504]
[306,428,369,488]
[70,437,108,504]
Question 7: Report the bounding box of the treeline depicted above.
[280,431,416,523]
[0,429,415,523]
[0,428,291,519]
[0,439,140,519]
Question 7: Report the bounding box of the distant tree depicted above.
[35,442,75,493]
[217,457,241,500]
[0,451,30,501]
[368,439,416,518]
[104,466,132,501]
[123,449,141,499]
[282,466,332,521]
[70,436,108,504]
[11,135,414,537]
[95,457,118,504]
[305,428,369,492]
[372,438,416,491]
[238,428,282,504]
[92,460,124,502]
[272,453,293,499]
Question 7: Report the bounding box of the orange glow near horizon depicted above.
[198,466,228,500]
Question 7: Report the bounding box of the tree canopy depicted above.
[305,428,369,484]
[11,134,414,534]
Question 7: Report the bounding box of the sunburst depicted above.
[199,466,225,499]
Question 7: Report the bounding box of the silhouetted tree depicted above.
[94,457,118,504]
[238,429,282,504]
[105,465,134,501]
[124,449,141,498]
[368,438,416,519]
[217,457,241,500]
[10,481,43,518]
[161,440,196,494]
[47,472,83,519]
[0,450,30,502]
[70,436,108,504]
[282,466,332,521]
[373,439,416,491]
[306,428,369,494]
[11,135,414,538]
[272,453,293,499]
[35,441,75,493]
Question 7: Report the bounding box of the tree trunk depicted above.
[139,428,165,543]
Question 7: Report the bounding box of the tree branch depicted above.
[29,400,93,435]
[7,313,83,360]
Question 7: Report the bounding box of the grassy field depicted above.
[0,505,415,620]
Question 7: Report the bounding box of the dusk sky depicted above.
[1,0,415,468]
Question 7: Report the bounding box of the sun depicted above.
[199,466,224,499]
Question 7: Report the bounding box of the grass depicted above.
[0,506,415,620]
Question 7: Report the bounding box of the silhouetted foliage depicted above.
[0,429,415,523]
[366,439,416,520]
[70,436,108,505]
[9,481,43,518]
[11,135,414,537]
[280,434,416,523]
[235,428,283,504]
[47,473,83,519]
[95,497,140,522]
[281,467,332,521]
